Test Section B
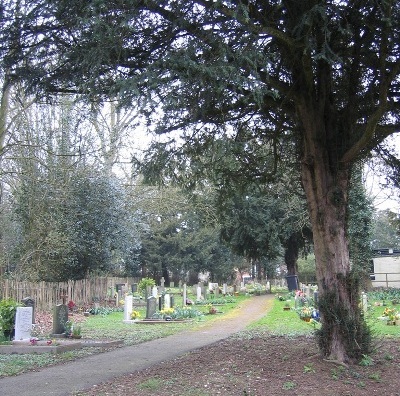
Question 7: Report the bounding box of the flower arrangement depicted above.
[130,310,141,320]
[160,307,174,316]
[67,300,76,312]
[383,307,398,322]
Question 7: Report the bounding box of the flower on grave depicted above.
[298,306,312,318]
[67,300,76,312]
[383,307,397,321]
[130,310,141,319]
[119,299,125,305]
[30,338,38,345]
[160,307,174,316]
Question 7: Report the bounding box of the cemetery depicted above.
[0,277,399,394]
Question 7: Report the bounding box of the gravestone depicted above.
[131,283,138,293]
[15,307,33,340]
[124,295,133,321]
[146,296,157,319]
[53,304,69,335]
[160,277,165,293]
[170,281,175,288]
[223,283,227,295]
[146,286,151,299]
[314,291,319,305]
[183,283,187,306]
[170,295,174,308]
[196,286,202,300]
[21,297,35,324]
[152,286,158,298]
[164,294,171,309]
[361,292,368,314]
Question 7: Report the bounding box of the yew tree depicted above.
[1,0,400,363]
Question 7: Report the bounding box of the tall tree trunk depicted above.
[300,120,370,363]
[284,233,300,276]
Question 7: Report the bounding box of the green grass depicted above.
[248,298,320,336]
[2,290,400,379]
[0,293,250,378]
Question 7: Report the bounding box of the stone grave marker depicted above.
[15,307,33,340]
[160,277,165,293]
[152,285,158,298]
[53,304,69,335]
[183,283,187,306]
[170,295,174,308]
[170,281,175,288]
[223,283,227,295]
[124,295,133,321]
[21,297,35,324]
[361,292,368,314]
[146,286,151,299]
[196,286,202,300]
[158,295,163,311]
[131,283,138,293]
[146,296,157,319]
[164,294,171,309]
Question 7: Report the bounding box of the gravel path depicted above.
[0,294,274,396]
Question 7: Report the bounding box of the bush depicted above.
[138,277,156,295]
[0,298,20,332]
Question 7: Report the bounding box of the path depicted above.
[0,294,274,396]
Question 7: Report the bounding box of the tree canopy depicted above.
[1,0,399,364]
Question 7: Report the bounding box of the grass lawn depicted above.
[0,291,250,377]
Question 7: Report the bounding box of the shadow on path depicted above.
[0,294,274,396]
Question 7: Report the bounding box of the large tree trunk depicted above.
[284,233,300,276]
[300,123,370,363]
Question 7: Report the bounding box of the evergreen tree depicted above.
[2,0,400,363]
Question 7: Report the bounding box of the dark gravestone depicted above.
[21,297,35,324]
[146,296,157,319]
[131,283,138,293]
[53,304,69,335]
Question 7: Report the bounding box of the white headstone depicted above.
[223,283,227,295]
[15,307,33,340]
[152,286,158,298]
[197,286,202,300]
[124,295,133,321]
[164,294,171,309]
[361,292,368,314]
[183,283,187,306]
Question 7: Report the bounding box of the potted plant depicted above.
[72,325,82,339]
[208,304,217,314]
[0,298,20,340]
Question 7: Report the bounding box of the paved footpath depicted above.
[0,294,273,396]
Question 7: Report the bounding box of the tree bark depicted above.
[284,233,300,276]
[300,112,369,363]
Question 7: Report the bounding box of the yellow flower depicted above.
[131,310,141,319]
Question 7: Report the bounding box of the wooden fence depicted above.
[0,277,141,310]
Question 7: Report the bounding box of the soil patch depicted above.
[74,333,400,396]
